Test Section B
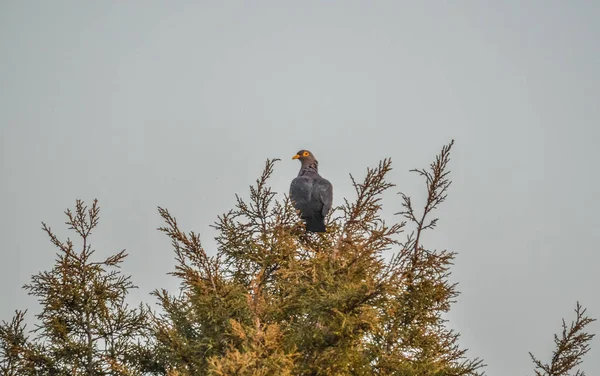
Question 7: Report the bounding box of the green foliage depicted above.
[151,141,486,375]
[0,310,48,376]
[1,142,595,375]
[0,200,150,375]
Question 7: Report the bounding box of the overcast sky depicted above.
[1,1,599,374]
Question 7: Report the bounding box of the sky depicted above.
[1,1,599,374]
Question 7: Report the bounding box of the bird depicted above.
[289,150,333,232]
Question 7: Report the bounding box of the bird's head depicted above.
[292,150,317,164]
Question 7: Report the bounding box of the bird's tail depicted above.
[305,216,326,233]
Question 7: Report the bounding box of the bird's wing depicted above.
[316,178,333,217]
[290,176,312,208]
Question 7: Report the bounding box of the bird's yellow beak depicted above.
[292,154,300,160]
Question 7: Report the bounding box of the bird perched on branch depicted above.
[289,150,333,232]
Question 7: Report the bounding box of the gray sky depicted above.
[1,1,599,374]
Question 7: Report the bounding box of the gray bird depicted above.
[289,150,333,232]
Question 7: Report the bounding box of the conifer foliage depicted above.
[0,200,150,375]
[529,302,596,376]
[1,141,595,375]
[151,141,485,375]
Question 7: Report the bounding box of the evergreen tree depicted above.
[0,200,151,375]
[2,143,595,376]
[151,141,487,375]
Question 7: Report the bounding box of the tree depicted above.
[2,142,594,376]
[150,141,487,375]
[0,200,151,375]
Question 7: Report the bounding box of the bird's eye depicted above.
[303,151,310,157]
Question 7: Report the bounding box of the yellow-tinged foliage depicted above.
[1,141,595,376]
